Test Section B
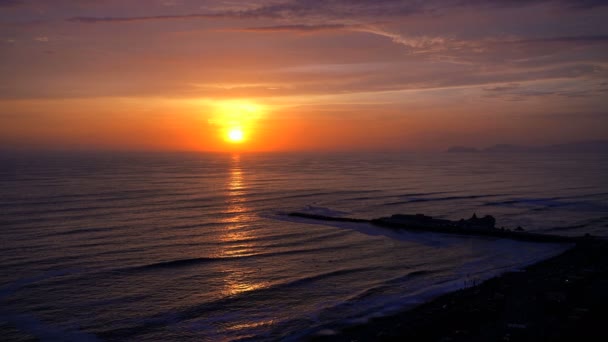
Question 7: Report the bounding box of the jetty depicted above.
[288,212,586,243]
[291,211,607,341]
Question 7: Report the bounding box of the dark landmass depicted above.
[288,212,580,243]
[292,211,608,340]
[312,239,608,341]
[446,140,608,153]
[446,146,479,153]
[483,144,531,153]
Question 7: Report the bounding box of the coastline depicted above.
[312,239,608,341]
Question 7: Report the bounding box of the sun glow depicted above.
[228,128,245,143]
[208,100,264,146]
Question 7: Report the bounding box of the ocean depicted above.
[1,151,607,341]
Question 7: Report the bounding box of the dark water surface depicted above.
[1,152,606,341]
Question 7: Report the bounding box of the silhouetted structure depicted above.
[288,212,580,243]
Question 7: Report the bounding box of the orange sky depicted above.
[1,1,607,152]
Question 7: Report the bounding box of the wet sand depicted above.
[312,239,608,341]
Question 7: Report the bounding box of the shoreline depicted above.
[311,239,608,341]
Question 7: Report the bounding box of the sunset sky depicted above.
[1,0,607,152]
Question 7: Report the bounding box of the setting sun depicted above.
[228,128,245,143]
[208,100,264,147]
[2,1,608,341]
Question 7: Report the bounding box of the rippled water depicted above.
[1,151,606,340]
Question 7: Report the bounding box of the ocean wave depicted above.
[127,245,357,272]
[96,266,377,340]
[384,194,505,206]
[484,197,608,211]
[347,191,457,201]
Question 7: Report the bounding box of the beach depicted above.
[314,239,608,341]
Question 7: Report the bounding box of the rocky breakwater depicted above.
[371,213,577,243]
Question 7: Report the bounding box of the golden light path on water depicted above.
[220,154,269,299]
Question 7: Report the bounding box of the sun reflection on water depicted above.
[228,154,245,195]
[219,154,268,297]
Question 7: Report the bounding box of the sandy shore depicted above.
[312,238,608,341]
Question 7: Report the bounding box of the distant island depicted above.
[446,146,480,153]
[446,140,608,153]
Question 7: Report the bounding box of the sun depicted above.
[227,128,245,143]
[208,100,265,146]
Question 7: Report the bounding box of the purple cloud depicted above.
[230,24,352,33]
[65,0,608,23]
[67,13,225,23]
[0,0,22,7]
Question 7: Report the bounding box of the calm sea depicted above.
[1,151,607,341]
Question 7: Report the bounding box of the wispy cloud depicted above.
[515,35,608,44]
[229,23,351,33]
[483,83,521,92]
[67,13,225,23]
[65,0,608,24]
[354,26,454,52]
[482,80,601,101]
[355,29,608,62]
[5,0,606,102]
